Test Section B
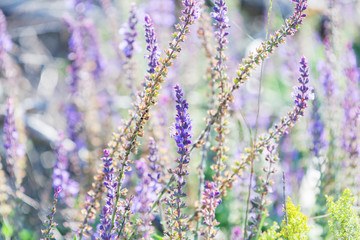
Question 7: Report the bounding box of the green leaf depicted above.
[151,233,164,240]
[19,229,34,240]
[1,222,14,237]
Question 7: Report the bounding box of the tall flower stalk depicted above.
[3,97,25,190]
[195,8,217,238]
[200,181,221,239]
[245,57,312,238]
[121,3,138,97]
[41,187,62,240]
[97,150,117,239]
[342,45,360,191]
[165,85,192,239]
[210,0,230,189]
[105,0,200,234]
[52,133,79,204]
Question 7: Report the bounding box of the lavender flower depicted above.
[65,18,86,94]
[144,15,160,74]
[98,149,117,239]
[210,0,230,187]
[166,85,192,239]
[121,3,138,59]
[256,57,313,147]
[52,133,79,202]
[41,187,62,240]
[310,96,326,157]
[290,56,314,122]
[231,226,243,240]
[64,103,84,149]
[148,137,161,175]
[342,45,360,167]
[133,158,157,239]
[201,181,221,239]
[318,39,338,99]
[3,97,24,186]
[180,0,200,25]
[3,97,17,178]
[172,85,192,156]
[211,0,230,72]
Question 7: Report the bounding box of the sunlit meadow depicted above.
[0,0,360,239]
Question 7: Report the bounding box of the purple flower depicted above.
[291,57,314,122]
[201,181,221,238]
[98,149,117,239]
[64,103,84,149]
[132,158,159,239]
[172,85,192,156]
[211,0,230,70]
[182,0,200,22]
[144,15,160,74]
[121,3,138,59]
[318,39,338,99]
[52,133,79,202]
[342,44,360,161]
[64,14,103,92]
[3,97,24,181]
[165,85,192,238]
[231,226,243,240]
[310,96,326,157]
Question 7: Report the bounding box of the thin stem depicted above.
[283,172,288,227]
[243,142,255,239]
[246,1,273,237]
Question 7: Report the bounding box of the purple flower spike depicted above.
[122,3,138,59]
[201,181,221,238]
[211,0,230,54]
[172,85,192,156]
[231,226,243,240]
[291,57,314,122]
[310,97,326,157]
[182,0,200,22]
[165,85,192,238]
[144,15,160,74]
[98,149,117,239]
[133,158,159,238]
[52,133,79,202]
[342,45,360,165]
[3,97,23,180]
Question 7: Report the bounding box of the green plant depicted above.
[326,188,360,239]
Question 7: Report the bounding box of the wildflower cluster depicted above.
[6,0,360,239]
